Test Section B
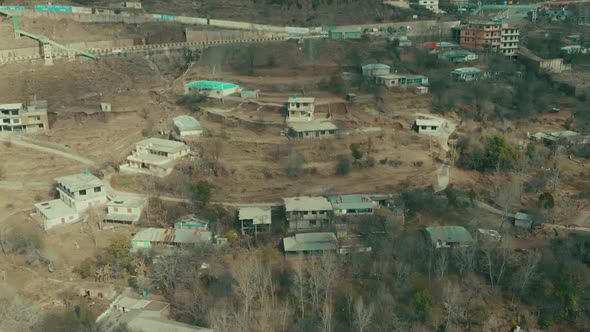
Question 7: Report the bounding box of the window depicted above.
[2,119,8,124]
[127,208,132,213]
[114,207,119,212]
[309,220,317,226]
[94,187,101,192]
[12,119,20,124]
[10,110,18,115]
[303,211,308,215]
[80,190,87,195]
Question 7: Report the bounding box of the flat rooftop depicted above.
[136,138,189,154]
[34,199,77,220]
[283,232,338,252]
[0,103,23,110]
[127,153,176,168]
[451,67,482,74]
[238,207,272,225]
[132,228,212,244]
[376,73,427,80]
[288,120,338,133]
[327,194,374,210]
[284,196,333,212]
[108,197,145,208]
[288,96,315,103]
[415,118,443,127]
[55,173,104,192]
[173,115,202,132]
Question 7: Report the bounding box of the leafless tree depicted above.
[517,250,541,295]
[0,226,9,256]
[320,300,334,332]
[149,253,185,295]
[435,250,449,280]
[84,207,104,247]
[353,297,374,332]
[207,300,236,332]
[394,260,411,280]
[231,255,263,322]
[497,181,519,231]
[480,240,514,287]
[442,282,462,330]
[291,255,307,319]
[454,244,477,276]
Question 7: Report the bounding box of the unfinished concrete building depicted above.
[287,96,315,122]
[284,196,333,232]
[0,100,48,132]
[238,207,272,236]
[120,138,190,177]
[34,172,108,230]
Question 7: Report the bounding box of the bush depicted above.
[190,180,212,206]
[350,143,363,160]
[538,192,555,209]
[285,150,304,179]
[74,259,93,279]
[335,158,352,176]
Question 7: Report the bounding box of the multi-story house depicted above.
[120,138,190,177]
[34,172,108,230]
[0,100,48,132]
[287,96,315,122]
[417,0,439,12]
[460,20,519,57]
[284,196,333,232]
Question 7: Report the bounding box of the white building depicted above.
[173,115,203,137]
[104,197,145,224]
[418,0,439,13]
[120,138,190,177]
[414,118,445,134]
[0,101,49,133]
[34,173,108,230]
[287,96,315,122]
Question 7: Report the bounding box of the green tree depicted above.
[190,181,212,206]
[412,289,434,322]
[538,192,555,209]
[329,73,346,96]
[350,143,363,160]
[486,135,517,169]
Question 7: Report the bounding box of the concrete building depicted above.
[112,297,170,315]
[131,228,212,249]
[460,20,519,57]
[0,100,48,133]
[327,195,374,216]
[284,196,333,232]
[414,118,445,133]
[417,0,439,12]
[122,310,213,332]
[120,138,190,177]
[34,172,108,230]
[77,282,117,300]
[184,81,241,99]
[451,67,483,81]
[124,1,142,8]
[104,197,145,224]
[438,49,479,62]
[561,45,587,55]
[375,74,429,88]
[424,226,474,248]
[361,64,391,77]
[500,25,520,57]
[238,207,272,236]
[287,120,339,139]
[287,96,315,122]
[282,232,338,256]
[100,103,112,112]
[173,115,203,137]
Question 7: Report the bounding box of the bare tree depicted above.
[84,207,104,247]
[454,244,477,276]
[435,250,449,280]
[353,297,374,332]
[442,282,462,330]
[480,240,514,287]
[231,255,263,322]
[291,255,307,319]
[320,300,334,332]
[497,181,519,231]
[0,226,9,256]
[394,260,411,280]
[517,250,541,295]
[149,253,187,295]
[207,300,236,332]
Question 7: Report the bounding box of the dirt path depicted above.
[0,135,96,166]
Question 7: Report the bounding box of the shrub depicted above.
[335,158,352,176]
[350,143,363,160]
[190,180,212,206]
[284,149,304,179]
[539,192,555,209]
[74,259,93,279]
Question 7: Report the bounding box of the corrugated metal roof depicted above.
[283,232,338,252]
[362,64,390,70]
[173,115,201,131]
[238,207,272,225]
[451,67,482,74]
[424,226,473,244]
[288,120,338,133]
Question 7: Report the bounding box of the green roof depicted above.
[185,81,239,91]
[362,64,390,70]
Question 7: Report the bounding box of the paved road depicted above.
[0,135,96,166]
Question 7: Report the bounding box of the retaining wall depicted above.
[186,29,281,43]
